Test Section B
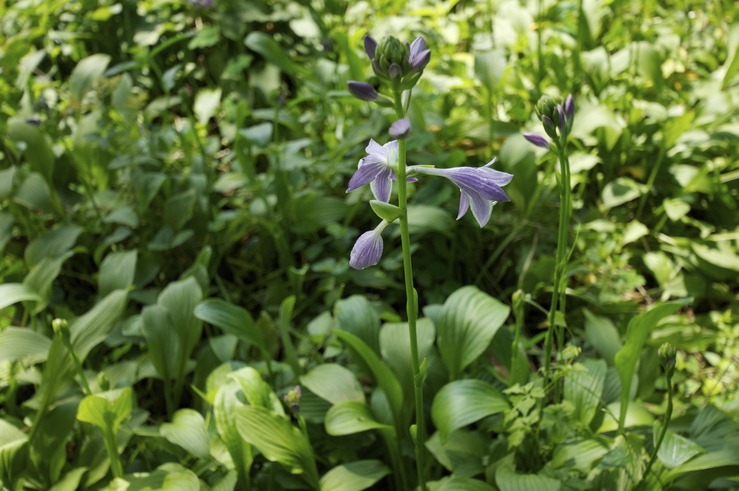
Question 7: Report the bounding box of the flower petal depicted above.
[457,191,469,220]
[468,192,494,227]
[347,159,386,192]
[365,138,386,157]
[349,230,384,269]
[370,168,393,202]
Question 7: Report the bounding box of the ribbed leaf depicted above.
[319,460,390,491]
[69,53,111,102]
[655,422,704,469]
[564,358,606,426]
[194,299,263,350]
[70,289,128,362]
[437,286,510,380]
[229,366,284,415]
[436,476,497,491]
[0,283,41,310]
[235,406,318,488]
[160,409,210,460]
[301,364,365,404]
[77,387,133,434]
[379,319,435,398]
[495,456,561,491]
[115,463,199,490]
[325,401,393,436]
[0,327,51,364]
[99,250,137,297]
[214,379,252,486]
[334,295,381,355]
[431,379,509,441]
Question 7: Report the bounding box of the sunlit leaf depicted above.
[301,364,365,404]
[319,460,390,491]
[431,379,509,441]
[0,327,51,364]
[325,401,393,436]
[160,409,210,460]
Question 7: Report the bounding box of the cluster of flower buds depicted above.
[347,35,431,103]
[523,94,575,149]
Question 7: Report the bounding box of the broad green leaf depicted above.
[214,379,253,486]
[77,387,133,434]
[379,319,435,398]
[601,177,646,209]
[24,226,82,268]
[0,283,41,310]
[13,172,54,211]
[7,119,55,183]
[335,295,381,354]
[319,460,390,491]
[0,327,52,364]
[0,213,13,254]
[426,430,488,476]
[583,309,621,364]
[229,367,284,415]
[663,449,739,481]
[0,418,28,484]
[597,401,654,433]
[722,23,739,88]
[160,409,210,460]
[49,467,87,491]
[99,250,137,297]
[408,205,454,235]
[24,254,71,312]
[111,462,199,490]
[158,277,203,356]
[334,330,403,422]
[142,304,179,383]
[163,190,197,232]
[104,206,139,228]
[244,32,300,76]
[475,49,507,92]
[194,88,222,124]
[194,299,263,350]
[614,302,681,431]
[431,379,509,441]
[325,401,393,436]
[235,406,318,488]
[550,438,609,473]
[437,286,510,380]
[0,168,14,201]
[29,401,77,484]
[301,364,364,404]
[435,476,497,491]
[495,456,561,491]
[70,289,128,362]
[291,194,347,233]
[69,54,111,102]
[655,422,704,469]
[564,359,606,426]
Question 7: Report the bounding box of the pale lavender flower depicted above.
[412,159,513,227]
[348,81,380,101]
[347,139,399,202]
[350,221,388,269]
[523,132,550,149]
[564,94,575,121]
[389,118,411,139]
[408,36,431,72]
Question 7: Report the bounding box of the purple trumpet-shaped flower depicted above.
[408,36,431,72]
[347,139,398,202]
[412,159,513,227]
[523,132,550,149]
[348,81,380,101]
[389,118,411,139]
[350,221,388,269]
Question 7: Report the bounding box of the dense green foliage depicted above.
[1,0,738,489]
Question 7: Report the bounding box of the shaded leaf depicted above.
[194,299,263,350]
[319,460,390,491]
[325,401,393,436]
[0,327,52,364]
[431,379,509,441]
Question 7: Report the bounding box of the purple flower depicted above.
[364,35,378,59]
[348,81,380,101]
[412,160,513,227]
[564,94,575,122]
[523,132,550,149]
[408,36,431,72]
[347,139,398,202]
[350,221,388,269]
[389,118,411,139]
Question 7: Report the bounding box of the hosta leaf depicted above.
[141,304,179,382]
[23,253,73,313]
[334,295,381,355]
[99,250,137,297]
[160,409,210,460]
[300,364,365,404]
[379,319,435,398]
[194,88,221,124]
[244,32,300,76]
[319,460,390,491]
[70,289,128,362]
[431,379,509,441]
[0,327,52,364]
[614,302,681,431]
[24,225,82,268]
[77,387,133,434]
[69,54,111,102]
[0,419,28,483]
[495,456,561,491]
[194,299,263,350]
[0,283,41,310]
[235,406,318,488]
[325,401,393,436]
[214,380,252,486]
[426,430,488,476]
[435,476,497,491]
[7,119,55,184]
[437,286,510,380]
[111,462,199,490]
[564,358,606,426]
[158,277,202,356]
[655,422,704,469]
[229,366,284,415]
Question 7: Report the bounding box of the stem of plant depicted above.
[102,425,124,478]
[394,92,427,491]
[641,367,674,487]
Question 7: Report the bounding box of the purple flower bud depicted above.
[523,132,550,149]
[408,36,431,72]
[347,81,379,101]
[564,94,575,122]
[387,63,402,79]
[556,104,566,132]
[25,117,41,126]
[389,118,411,139]
[364,35,378,59]
[349,223,387,269]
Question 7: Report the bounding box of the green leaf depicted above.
[431,379,509,441]
[142,304,179,383]
[160,409,210,460]
[564,359,606,426]
[0,327,52,364]
[319,460,390,491]
[583,309,621,365]
[24,225,82,268]
[601,177,647,209]
[77,387,133,434]
[550,438,609,473]
[325,401,393,436]
[369,200,402,223]
[437,286,510,380]
[408,205,454,235]
[291,194,347,233]
[14,172,54,212]
[655,421,704,469]
[235,406,318,488]
[0,418,28,483]
[114,462,200,490]
[158,277,203,357]
[214,379,253,486]
[435,476,497,491]
[7,119,55,184]
[614,302,681,431]
[229,367,284,415]
[244,32,300,76]
[99,250,137,297]
[0,283,41,310]
[0,213,14,254]
[663,449,739,481]
[24,253,73,313]
[426,430,488,476]
[194,299,263,350]
[70,289,128,362]
[334,295,381,355]
[379,319,435,398]
[300,364,365,404]
[597,401,654,433]
[69,54,111,102]
[194,88,222,124]
[474,49,507,92]
[334,330,403,422]
[495,455,561,491]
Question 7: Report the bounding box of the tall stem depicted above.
[393,94,427,491]
[543,142,572,398]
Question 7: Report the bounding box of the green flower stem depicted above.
[393,93,427,491]
[543,141,572,397]
[641,367,674,487]
[102,424,125,478]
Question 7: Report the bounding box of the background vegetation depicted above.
[0,0,737,489]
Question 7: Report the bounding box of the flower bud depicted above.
[389,118,411,139]
[363,35,378,59]
[523,132,550,149]
[347,81,379,101]
[283,385,302,414]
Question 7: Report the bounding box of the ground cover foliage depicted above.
[1,0,738,489]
